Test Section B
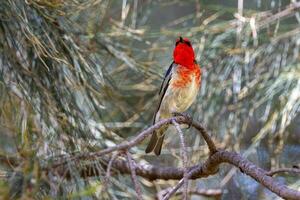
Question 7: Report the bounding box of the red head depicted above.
[173,37,195,68]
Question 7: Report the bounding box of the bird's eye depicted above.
[185,41,191,46]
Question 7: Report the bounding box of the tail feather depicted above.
[145,131,158,153]
[154,134,165,156]
[145,126,167,155]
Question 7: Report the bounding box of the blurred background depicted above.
[0,0,300,199]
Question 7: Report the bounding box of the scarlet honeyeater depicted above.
[145,37,201,155]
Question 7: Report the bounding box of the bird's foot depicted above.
[172,112,193,129]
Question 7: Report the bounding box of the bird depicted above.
[145,37,201,155]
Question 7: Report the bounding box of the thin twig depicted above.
[105,152,121,186]
[126,151,143,200]
[258,2,300,29]
[162,178,185,200]
[165,119,188,200]
[161,164,207,200]
[158,187,222,200]
[175,188,222,198]
[267,167,300,176]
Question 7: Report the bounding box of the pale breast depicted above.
[161,73,199,114]
[172,74,199,112]
[156,64,200,121]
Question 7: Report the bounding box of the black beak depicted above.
[179,36,183,42]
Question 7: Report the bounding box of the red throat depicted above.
[173,41,195,68]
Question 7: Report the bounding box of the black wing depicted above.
[158,62,174,94]
[153,62,175,124]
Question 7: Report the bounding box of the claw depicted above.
[172,112,193,129]
[185,113,193,129]
[172,112,182,117]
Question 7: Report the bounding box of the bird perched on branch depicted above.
[145,37,201,155]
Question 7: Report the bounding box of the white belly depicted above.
[157,75,199,120]
[170,76,199,112]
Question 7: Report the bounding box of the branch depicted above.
[105,151,120,186]
[167,119,189,200]
[50,116,184,168]
[3,116,300,200]
[267,167,300,176]
[220,151,300,200]
[50,115,216,169]
[48,150,300,199]
[161,177,185,200]
[126,151,143,200]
